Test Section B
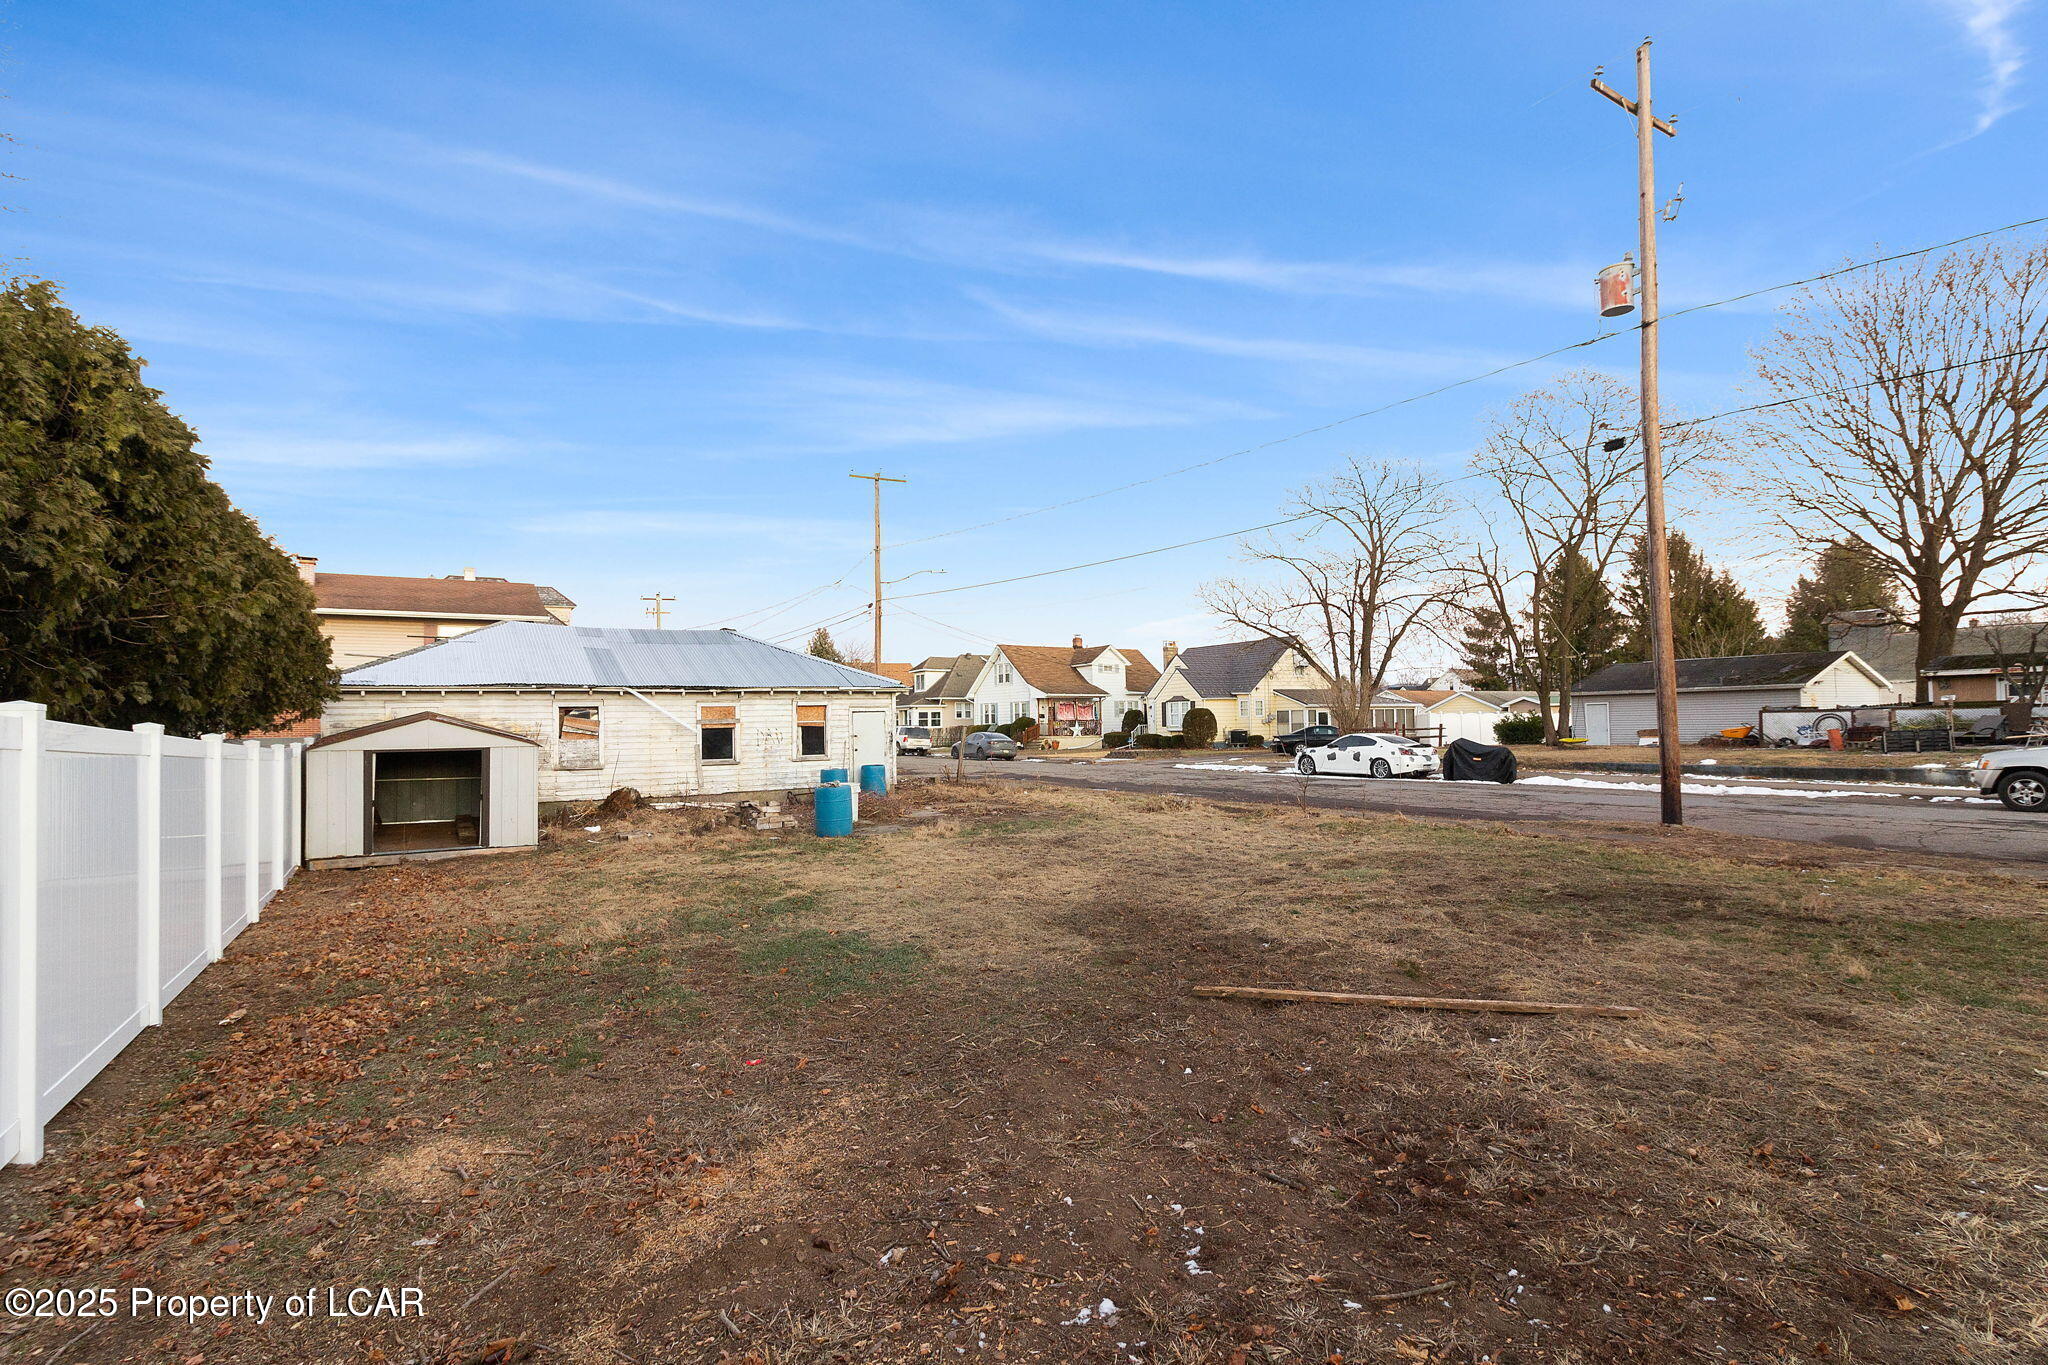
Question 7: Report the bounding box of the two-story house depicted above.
[897,654,986,740]
[294,555,575,669]
[963,638,1160,746]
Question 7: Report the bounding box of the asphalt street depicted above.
[901,754,2048,871]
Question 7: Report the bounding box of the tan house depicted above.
[293,555,575,669]
[1144,638,1330,741]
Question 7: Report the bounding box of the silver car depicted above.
[1967,734,2048,812]
[950,730,1019,760]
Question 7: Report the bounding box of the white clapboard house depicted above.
[1568,649,1894,744]
[325,622,903,806]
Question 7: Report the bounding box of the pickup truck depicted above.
[1967,733,2048,812]
[1269,724,1342,756]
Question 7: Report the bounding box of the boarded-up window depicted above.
[556,706,601,770]
[701,704,737,762]
[796,704,828,758]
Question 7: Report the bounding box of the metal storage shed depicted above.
[304,713,540,867]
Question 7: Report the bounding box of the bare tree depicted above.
[1202,459,1463,732]
[1468,371,1713,741]
[1746,237,2048,699]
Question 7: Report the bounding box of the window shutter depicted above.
[796,705,827,725]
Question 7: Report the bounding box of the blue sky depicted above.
[10,1,2043,667]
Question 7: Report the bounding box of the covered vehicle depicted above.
[896,725,933,755]
[1292,732,1436,778]
[1270,723,1342,755]
[1441,737,1518,783]
[1966,733,2048,812]
[951,730,1019,760]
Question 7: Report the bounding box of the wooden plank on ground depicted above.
[1190,985,1641,1018]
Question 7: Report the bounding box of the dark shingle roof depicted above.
[1170,638,1293,698]
[1576,649,1855,695]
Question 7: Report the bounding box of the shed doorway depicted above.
[370,749,486,854]
[1583,703,1611,747]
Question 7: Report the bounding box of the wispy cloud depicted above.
[739,370,1269,453]
[1936,0,2029,135]
[514,509,866,550]
[197,430,526,470]
[975,293,1500,373]
[1013,238,1597,309]
[438,149,876,250]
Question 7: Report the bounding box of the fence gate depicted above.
[0,702,303,1166]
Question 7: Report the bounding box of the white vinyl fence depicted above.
[1,701,303,1166]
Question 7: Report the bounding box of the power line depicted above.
[882,212,2048,553]
[686,552,869,630]
[883,338,2048,605]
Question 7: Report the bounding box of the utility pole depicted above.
[641,592,675,629]
[849,471,906,667]
[1592,39,1684,826]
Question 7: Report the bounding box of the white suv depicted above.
[1968,735,2048,812]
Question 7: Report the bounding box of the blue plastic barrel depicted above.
[821,767,849,785]
[858,763,888,794]
[813,782,854,837]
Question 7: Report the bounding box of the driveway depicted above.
[904,755,2048,871]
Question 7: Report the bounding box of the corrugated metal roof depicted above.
[340,622,903,690]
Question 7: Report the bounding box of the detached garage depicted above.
[1568,649,1893,745]
[305,713,541,866]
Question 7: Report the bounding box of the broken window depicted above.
[700,705,737,762]
[796,704,828,758]
[556,706,601,770]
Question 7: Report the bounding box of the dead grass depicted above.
[1511,743,1977,770]
[3,777,2044,1364]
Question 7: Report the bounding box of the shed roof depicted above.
[309,711,539,749]
[1575,649,1860,696]
[340,622,903,691]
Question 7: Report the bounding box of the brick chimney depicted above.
[292,554,318,584]
[1072,634,1085,649]
[1163,640,1179,663]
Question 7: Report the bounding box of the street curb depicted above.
[1553,760,1973,787]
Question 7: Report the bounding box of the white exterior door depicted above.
[851,709,890,772]
[1583,702,1611,746]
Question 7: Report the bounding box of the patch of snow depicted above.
[1062,1298,1120,1326]
[1519,775,1898,800]
[583,825,602,832]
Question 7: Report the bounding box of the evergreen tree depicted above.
[0,279,334,732]
[1535,547,1627,683]
[1455,605,1523,689]
[1777,540,1900,650]
[1618,532,1769,659]
[806,628,846,663]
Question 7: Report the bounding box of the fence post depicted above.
[2,701,46,1164]
[242,740,262,922]
[133,722,165,1027]
[202,733,224,961]
[287,742,304,876]
[270,749,286,896]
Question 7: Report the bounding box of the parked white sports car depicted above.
[1293,732,1437,778]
